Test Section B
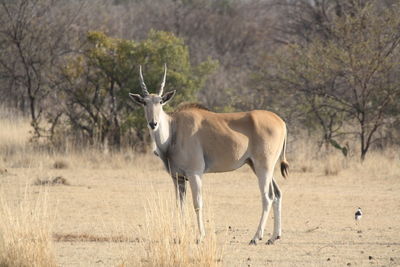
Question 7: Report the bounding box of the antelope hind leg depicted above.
[267,178,282,245]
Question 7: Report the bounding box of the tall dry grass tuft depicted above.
[350,149,400,178]
[126,190,223,267]
[290,138,319,173]
[0,106,157,170]
[0,108,32,166]
[323,153,345,176]
[0,188,56,267]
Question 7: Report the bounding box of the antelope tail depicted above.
[280,127,289,179]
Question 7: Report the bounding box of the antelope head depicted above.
[129,65,175,131]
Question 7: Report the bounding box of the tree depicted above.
[56,30,217,150]
[0,0,83,138]
[118,0,277,110]
[259,0,400,159]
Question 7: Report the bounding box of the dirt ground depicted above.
[1,153,399,267]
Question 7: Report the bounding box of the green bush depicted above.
[56,30,217,149]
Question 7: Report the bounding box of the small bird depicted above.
[355,207,362,221]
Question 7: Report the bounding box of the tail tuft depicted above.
[280,160,289,179]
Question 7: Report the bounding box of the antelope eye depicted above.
[143,102,147,106]
[159,101,163,104]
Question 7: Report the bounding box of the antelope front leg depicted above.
[172,175,187,209]
[188,174,205,240]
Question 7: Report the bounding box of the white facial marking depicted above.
[143,95,163,131]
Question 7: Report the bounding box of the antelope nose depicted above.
[149,121,157,129]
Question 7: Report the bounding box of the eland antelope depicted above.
[129,65,289,245]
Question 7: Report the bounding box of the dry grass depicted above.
[0,107,158,171]
[289,138,317,173]
[355,149,400,177]
[0,109,32,167]
[0,109,58,266]
[290,138,353,176]
[0,188,56,267]
[125,191,223,267]
[0,109,223,266]
[0,107,399,266]
[323,153,344,176]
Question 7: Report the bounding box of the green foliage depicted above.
[329,139,348,157]
[60,30,217,148]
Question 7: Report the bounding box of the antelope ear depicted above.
[161,90,176,105]
[129,93,145,106]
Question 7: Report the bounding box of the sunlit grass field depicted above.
[0,110,399,266]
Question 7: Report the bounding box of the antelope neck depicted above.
[151,109,171,153]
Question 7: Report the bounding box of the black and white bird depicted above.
[355,207,362,221]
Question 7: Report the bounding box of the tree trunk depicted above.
[359,113,368,161]
[109,80,121,150]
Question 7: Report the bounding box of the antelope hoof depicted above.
[249,239,257,245]
[196,237,204,244]
[196,233,205,244]
[266,235,281,245]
